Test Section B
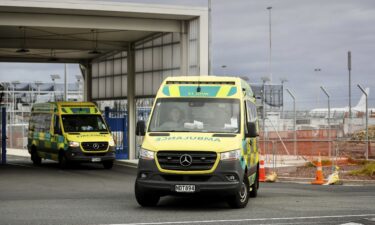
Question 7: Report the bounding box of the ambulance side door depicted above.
[243,101,252,169]
[245,100,258,168]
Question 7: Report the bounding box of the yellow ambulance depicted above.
[135,76,260,208]
[28,102,116,169]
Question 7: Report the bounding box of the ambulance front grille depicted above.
[157,151,217,171]
[81,142,108,151]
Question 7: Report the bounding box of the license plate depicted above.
[91,158,101,162]
[175,185,195,193]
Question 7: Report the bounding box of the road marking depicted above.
[104,214,375,225]
[339,223,363,225]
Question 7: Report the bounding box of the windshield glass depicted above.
[149,98,240,133]
[62,115,108,132]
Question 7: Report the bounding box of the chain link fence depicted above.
[259,109,375,162]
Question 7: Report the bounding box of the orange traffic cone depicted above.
[259,156,266,182]
[311,153,325,185]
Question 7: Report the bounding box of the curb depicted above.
[115,160,138,168]
[278,176,375,185]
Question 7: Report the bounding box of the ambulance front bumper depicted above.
[65,146,116,162]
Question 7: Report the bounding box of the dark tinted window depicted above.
[62,115,108,132]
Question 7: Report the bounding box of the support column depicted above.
[80,63,92,101]
[180,21,189,75]
[127,43,136,160]
[1,107,6,165]
[199,13,209,75]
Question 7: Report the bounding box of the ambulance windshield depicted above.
[149,98,240,133]
[62,115,108,132]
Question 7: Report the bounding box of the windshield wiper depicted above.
[156,130,195,132]
[212,133,237,137]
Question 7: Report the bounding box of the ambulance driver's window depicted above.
[42,114,52,133]
[54,115,61,134]
[35,114,42,132]
[29,114,36,131]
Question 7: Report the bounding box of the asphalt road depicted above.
[0,156,374,225]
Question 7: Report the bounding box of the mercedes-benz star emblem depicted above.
[92,143,100,150]
[179,154,192,167]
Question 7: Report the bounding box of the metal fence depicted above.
[259,111,375,161]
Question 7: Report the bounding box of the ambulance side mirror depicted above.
[55,129,62,135]
[136,120,146,136]
[246,122,258,138]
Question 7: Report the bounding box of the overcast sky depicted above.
[0,0,374,109]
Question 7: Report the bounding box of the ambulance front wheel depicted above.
[31,146,42,165]
[103,160,114,169]
[227,175,250,209]
[135,183,160,207]
[58,151,69,169]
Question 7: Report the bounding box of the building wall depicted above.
[90,19,200,100]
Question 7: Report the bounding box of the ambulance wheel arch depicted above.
[249,163,259,198]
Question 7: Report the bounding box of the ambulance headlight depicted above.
[109,138,115,147]
[139,148,155,160]
[69,141,80,148]
[220,149,241,161]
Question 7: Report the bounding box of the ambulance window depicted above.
[43,114,52,133]
[244,102,249,134]
[246,101,256,122]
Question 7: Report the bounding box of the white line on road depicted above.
[104,214,375,225]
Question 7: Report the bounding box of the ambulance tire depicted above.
[249,164,259,198]
[103,160,114,169]
[58,151,69,169]
[31,147,42,165]
[227,175,250,208]
[135,183,160,207]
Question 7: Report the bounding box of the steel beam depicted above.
[0,12,181,33]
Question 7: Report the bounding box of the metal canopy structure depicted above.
[0,0,209,159]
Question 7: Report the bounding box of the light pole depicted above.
[280,78,288,116]
[261,76,270,155]
[348,51,352,135]
[221,65,227,75]
[357,84,368,160]
[320,86,331,158]
[314,68,322,106]
[75,75,82,101]
[64,64,68,101]
[50,74,60,102]
[34,81,43,104]
[11,80,20,148]
[267,6,273,82]
[208,0,212,75]
[286,88,297,157]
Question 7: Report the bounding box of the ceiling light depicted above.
[16,26,30,53]
[89,29,101,54]
[16,48,30,53]
[88,49,101,54]
[47,49,58,61]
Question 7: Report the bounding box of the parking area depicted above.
[0,155,374,225]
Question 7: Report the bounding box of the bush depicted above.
[349,162,375,176]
